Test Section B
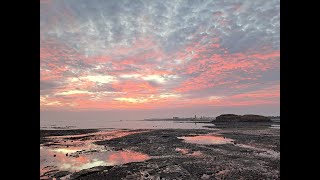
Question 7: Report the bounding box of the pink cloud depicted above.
[41,34,279,111]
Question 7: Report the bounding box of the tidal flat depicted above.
[40,122,280,180]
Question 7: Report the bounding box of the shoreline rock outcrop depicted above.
[214,114,271,122]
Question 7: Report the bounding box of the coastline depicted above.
[40,122,280,179]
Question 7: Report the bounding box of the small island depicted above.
[214,114,272,122]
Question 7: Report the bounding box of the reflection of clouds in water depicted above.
[107,151,150,165]
[175,148,203,157]
[52,148,81,154]
[40,130,151,177]
[48,129,148,142]
[61,159,106,171]
[179,134,234,145]
[175,148,189,154]
[41,147,150,174]
[78,160,106,169]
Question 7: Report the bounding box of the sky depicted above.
[40,0,280,120]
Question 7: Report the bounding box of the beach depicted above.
[40,120,280,180]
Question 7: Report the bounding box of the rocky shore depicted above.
[40,121,279,180]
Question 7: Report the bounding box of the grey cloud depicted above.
[41,0,279,56]
[258,69,280,82]
[40,80,59,90]
[89,84,118,93]
[40,80,64,96]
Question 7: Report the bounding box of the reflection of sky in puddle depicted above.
[40,129,150,178]
[51,147,83,154]
[47,129,147,143]
[175,148,203,157]
[175,148,189,154]
[41,147,150,172]
[178,134,234,145]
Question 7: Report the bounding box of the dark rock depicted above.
[241,114,272,122]
[215,114,239,121]
[53,171,71,178]
[214,114,271,122]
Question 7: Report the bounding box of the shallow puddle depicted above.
[175,148,203,157]
[40,147,150,172]
[178,134,234,145]
[175,148,189,154]
[40,146,150,179]
[40,129,150,179]
[47,129,147,143]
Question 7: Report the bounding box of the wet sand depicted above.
[40,122,280,180]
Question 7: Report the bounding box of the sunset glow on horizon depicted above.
[40,0,280,117]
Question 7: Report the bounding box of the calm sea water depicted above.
[41,119,280,130]
[40,119,213,130]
